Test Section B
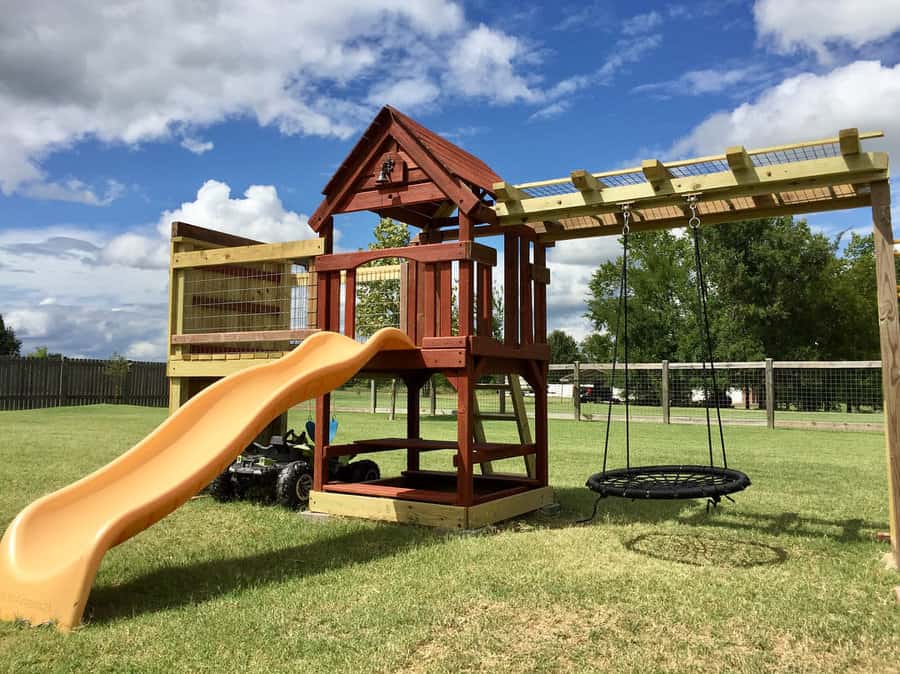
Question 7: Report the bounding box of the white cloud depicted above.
[632,66,768,99]
[366,78,441,111]
[20,179,125,206]
[529,101,570,121]
[180,137,214,155]
[0,180,312,356]
[444,25,542,104]
[622,11,663,36]
[0,1,545,201]
[754,0,900,60]
[596,35,663,84]
[545,238,620,340]
[157,180,314,244]
[670,61,900,159]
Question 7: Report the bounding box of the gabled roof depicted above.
[311,106,501,231]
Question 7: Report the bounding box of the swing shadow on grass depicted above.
[86,523,443,626]
[532,486,885,545]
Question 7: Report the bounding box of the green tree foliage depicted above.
[104,353,131,399]
[579,332,613,362]
[355,218,410,338]
[0,315,21,356]
[548,329,580,363]
[585,230,693,362]
[27,346,49,358]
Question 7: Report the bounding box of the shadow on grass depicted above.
[623,532,787,568]
[537,487,886,544]
[86,523,441,626]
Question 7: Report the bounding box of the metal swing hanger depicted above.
[583,199,750,506]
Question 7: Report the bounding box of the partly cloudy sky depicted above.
[2,0,900,357]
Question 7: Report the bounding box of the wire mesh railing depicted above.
[320,360,886,432]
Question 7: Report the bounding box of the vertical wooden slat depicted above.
[504,233,519,346]
[415,262,426,342]
[458,212,474,337]
[313,393,330,491]
[317,271,330,334]
[533,243,547,344]
[424,263,437,339]
[328,272,341,333]
[399,262,409,334]
[406,261,418,343]
[872,180,900,566]
[520,237,533,345]
[344,268,356,339]
[477,263,492,336]
[439,262,453,336]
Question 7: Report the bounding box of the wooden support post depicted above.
[456,372,474,506]
[407,376,421,471]
[389,378,398,421]
[765,358,775,430]
[316,271,329,334]
[520,237,533,345]
[424,263,436,339]
[458,213,475,337]
[504,233,519,346]
[661,360,670,424]
[344,268,356,339]
[429,377,437,416]
[416,262,426,342]
[313,393,330,490]
[872,180,900,565]
[370,379,377,414]
[573,361,581,421]
[406,261,418,342]
[533,363,549,486]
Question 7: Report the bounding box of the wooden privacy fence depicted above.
[0,357,167,411]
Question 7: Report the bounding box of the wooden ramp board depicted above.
[309,486,554,529]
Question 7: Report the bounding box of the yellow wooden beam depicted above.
[839,128,861,156]
[172,238,325,269]
[496,152,888,225]
[492,181,530,203]
[642,159,671,183]
[726,145,754,172]
[570,169,606,192]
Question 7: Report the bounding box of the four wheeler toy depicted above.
[208,427,381,509]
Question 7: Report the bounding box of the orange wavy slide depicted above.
[0,328,413,631]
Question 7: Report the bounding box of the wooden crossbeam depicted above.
[172,239,324,269]
[726,146,754,172]
[839,128,860,156]
[497,152,888,225]
[642,159,671,183]
[570,169,606,192]
[492,181,530,203]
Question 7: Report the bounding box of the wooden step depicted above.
[475,413,519,421]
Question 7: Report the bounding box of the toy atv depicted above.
[207,428,380,509]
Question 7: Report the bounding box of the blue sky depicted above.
[1,0,899,358]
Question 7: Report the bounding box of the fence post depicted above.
[661,360,670,424]
[389,378,397,420]
[57,357,66,407]
[765,358,775,429]
[573,361,581,421]
[429,378,437,416]
[370,379,377,414]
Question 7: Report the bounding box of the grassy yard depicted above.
[0,405,897,673]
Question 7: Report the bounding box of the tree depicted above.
[0,314,20,356]
[580,332,613,362]
[548,329,580,363]
[585,229,694,363]
[27,346,49,358]
[355,218,410,337]
[104,353,131,400]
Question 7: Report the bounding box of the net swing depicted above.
[584,198,751,511]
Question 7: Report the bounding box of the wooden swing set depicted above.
[165,107,898,567]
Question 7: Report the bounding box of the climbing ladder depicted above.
[473,375,536,478]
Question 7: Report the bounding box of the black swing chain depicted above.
[601,207,631,474]
[688,197,729,469]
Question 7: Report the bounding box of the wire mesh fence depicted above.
[322,360,885,432]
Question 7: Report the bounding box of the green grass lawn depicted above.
[0,405,898,673]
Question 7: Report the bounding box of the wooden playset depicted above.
[165,108,899,561]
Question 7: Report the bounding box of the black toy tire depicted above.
[349,459,380,483]
[276,461,313,509]
[208,472,236,502]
